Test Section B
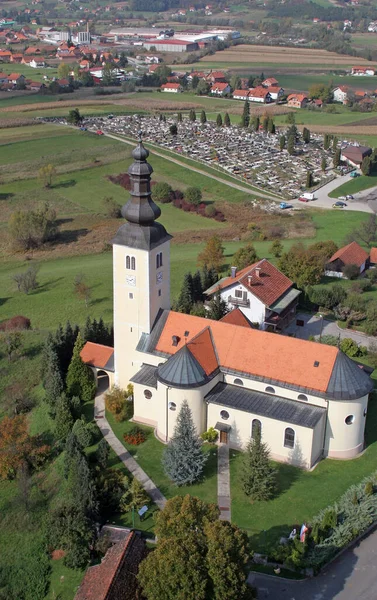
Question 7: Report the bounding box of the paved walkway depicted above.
[94,380,167,510]
[248,526,377,600]
[285,312,377,350]
[217,444,231,521]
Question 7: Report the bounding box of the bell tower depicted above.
[112,136,172,388]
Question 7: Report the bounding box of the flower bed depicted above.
[123,426,146,446]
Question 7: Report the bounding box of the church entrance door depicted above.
[220,430,228,444]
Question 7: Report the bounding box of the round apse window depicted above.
[144,390,152,399]
[168,402,176,411]
[220,410,229,420]
[345,415,355,425]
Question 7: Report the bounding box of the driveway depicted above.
[290,174,375,213]
[249,525,377,600]
[285,313,376,350]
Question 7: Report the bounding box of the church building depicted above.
[81,139,374,469]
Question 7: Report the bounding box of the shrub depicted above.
[107,172,131,190]
[340,337,367,357]
[0,315,31,331]
[116,398,134,422]
[103,196,121,218]
[205,205,216,218]
[365,481,374,496]
[8,203,57,251]
[350,279,372,294]
[201,427,218,443]
[184,186,202,206]
[123,426,146,445]
[366,269,377,283]
[342,264,360,280]
[152,181,173,203]
[105,386,127,417]
[13,264,40,294]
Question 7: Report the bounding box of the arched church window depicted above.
[284,428,295,449]
[234,378,243,386]
[156,254,160,269]
[251,419,261,439]
[126,256,130,269]
[131,257,136,270]
[298,394,308,401]
[265,386,275,394]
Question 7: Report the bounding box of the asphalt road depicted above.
[249,526,377,600]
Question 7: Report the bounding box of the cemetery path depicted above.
[94,379,167,510]
[217,443,231,521]
[104,132,280,201]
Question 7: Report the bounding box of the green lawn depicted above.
[329,173,377,198]
[106,411,218,504]
[231,385,377,553]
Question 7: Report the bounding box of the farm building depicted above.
[325,241,369,278]
[351,66,376,76]
[287,93,308,108]
[161,82,182,93]
[341,145,372,167]
[248,87,272,103]
[81,140,374,470]
[142,39,198,52]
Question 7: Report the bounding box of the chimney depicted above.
[255,267,261,278]
[248,275,252,285]
[172,335,180,347]
[231,266,237,278]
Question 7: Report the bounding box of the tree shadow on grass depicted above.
[249,523,295,555]
[365,392,377,447]
[54,228,89,246]
[0,297,10,307]
[53,179,76,189]
[23,342,44,359]
[29,277,64,295]
[274,461,301,497]
[0,192,14,201]
[90,297,110,306]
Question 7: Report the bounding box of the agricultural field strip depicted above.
[82,114,336,200]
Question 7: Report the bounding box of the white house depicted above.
[233,89,249,101]
[210,82,231,96]
[351,66,375,76]
[325,241,369,278]
[248,87,272,103]
[333,85,349,104]
[160,82,182,93]
[265,86,284,101]
[81,139,374,470]
[30,58,46,68]
[205,260,300,331]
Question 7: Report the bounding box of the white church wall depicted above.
[325,395,369,459]
[207,402,317,468]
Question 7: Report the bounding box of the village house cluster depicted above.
[82,114,335,198]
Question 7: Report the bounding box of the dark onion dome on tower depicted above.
[112,134,172,250]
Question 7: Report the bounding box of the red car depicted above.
[298,196,309,203]
[96,130,104,135]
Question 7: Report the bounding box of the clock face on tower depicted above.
[156,271,163,284]
[126,275,136,287]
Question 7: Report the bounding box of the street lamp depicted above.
[319,314,324,342]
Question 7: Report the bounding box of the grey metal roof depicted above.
[157,345,210,389]
[111,221,172,251]
[130,364,158,388]
[215,421,231,433]
[326,352,374,400]
[206,382,326,429]
[136,309,170,355]
[270,287,301,314]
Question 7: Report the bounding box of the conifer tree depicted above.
[216,113,223,127]
[240,100,250,128]
[96,438,110,470]
[201,264,218,292]
[207,290,228,321]
[241,427,276,501]
[333,148,341,168]
[267,117,275,134]
[302,127,311,144]
[250,115,259,132]
[55,393,74,442]
[279,134,286,151]
[287,135,295,156]
[321,157,327,172]
[177,272,194,314]
[177,112,183,122]
[306,170,313,188]
[269,239,283,258]
[262,115,269,132]
[192,270,203,303]
[120,477,148,513]
[323,133,330,150]
[224,112,231,127]
[332,136,338,151]
[189,108,196,122]
[44,346,64,415]
[163,400,208,485]
[200,109,207,124]
[72,418,92,448]
[66,333,96,402]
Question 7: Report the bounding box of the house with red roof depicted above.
[161,82,182,93]
[287,93,308,108]
[74,531,145,600]
[351,66,375,76]
[248,87,272,103]
[210,82,231,96]
[325,241,369,277]
[80,139,374,469]
[262,77,278,87]
[233,88,250,101]
[333,85,349,104]
[205,259,301,331]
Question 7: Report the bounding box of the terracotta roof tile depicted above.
[74,533,136,600]
[370,247,377,263]
[328,241,369,268]
[155,312,338,393]
[187,327,219,375]
[206,259,293,307]
[80,341,114,369]
[220,308,253,328]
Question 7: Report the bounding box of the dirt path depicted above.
[103,132,280,201]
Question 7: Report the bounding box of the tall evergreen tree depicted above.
[95,438,110,470]
[262,115,269,132]
[323,133,330,150]
[177,112,183,122]
[250,115,259,132]
[240,100,250,128]
[302,127,311,144]
[241,427,276,501]
[189,109,196,122]
[216,113,223,127]
[192,270,203,303]
[207,290,228,321]
[55,393,74,442]
[306,170,313,188]
[201,264,218,292]
[177,272,194,314]
[224,112,231,127]
[332,136,338,151]
[333,148,341,168]
[287,135,295,155]
[279,134,286,151]
[267,117,275,134]
[321,157,327,172]
[44,346,64,415]
[163,400,208,485]
[200,109,207,124]
[66,333,96,402]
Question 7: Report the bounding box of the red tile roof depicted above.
[370,247,377,263]
[328,241,369,268]
[249,86,270,98]
[161,82,181,89]
[155,312,338,393]
[74,532,137,600]
[80,342,114,369]
[206,259,293,308]
[287,93,308,102]
[211,82,229,91]
[220,308,253,328]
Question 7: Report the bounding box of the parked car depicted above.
[332,201,347,208]
[338,196,347,201]
[350,171,360,178]
[298,196,309,203]
[80,126,87,131]
[96,130,104,135]
[346,195,354,200]
[280,202,293,209]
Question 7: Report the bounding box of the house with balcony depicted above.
[204,259,301,330]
